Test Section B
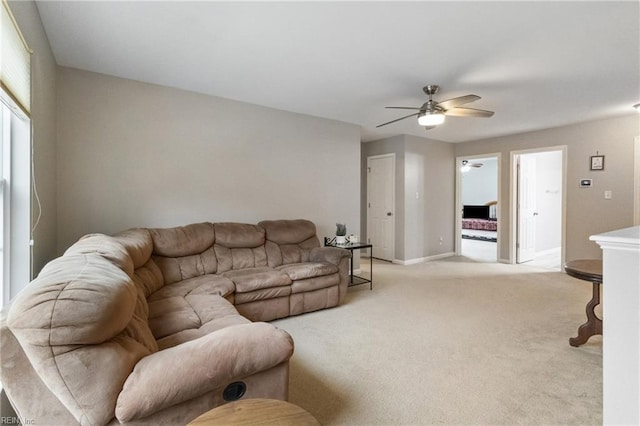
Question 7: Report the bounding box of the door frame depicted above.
[455,152,501,259]
[510,145,567,265]
[634,136,640,226]
[366,153,395,261]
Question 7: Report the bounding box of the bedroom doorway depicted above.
[512,147,566,270]
[456,154,500,262]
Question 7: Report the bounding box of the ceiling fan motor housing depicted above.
[423,85,440,96]
[421,100,444,113]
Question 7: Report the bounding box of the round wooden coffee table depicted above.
[187,398,320,426]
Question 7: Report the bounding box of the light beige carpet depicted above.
[272,257,602,425]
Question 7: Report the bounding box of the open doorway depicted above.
[512,147,566,270]
[456,154,500,262]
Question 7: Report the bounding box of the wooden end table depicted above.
[565,259,603,347]
[187,398,320,426]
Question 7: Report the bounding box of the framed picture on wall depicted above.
[590,155,605,171]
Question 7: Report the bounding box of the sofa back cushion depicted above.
[214,223,268,273]
[149,223,218,285]
[114,228,165,297]
[7,253,155,426]
[131,258,165,297]
[112,228,154,269]
[259,219,321,267]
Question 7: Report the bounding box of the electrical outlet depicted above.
[605,190,613,200]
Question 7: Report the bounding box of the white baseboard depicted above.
[535,247,561,257]
[393,252,455,266]
[496,249,559,266]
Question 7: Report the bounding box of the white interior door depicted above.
[367,154,394,261]
[517,155,537,263]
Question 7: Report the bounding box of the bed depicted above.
[462,204,498,231]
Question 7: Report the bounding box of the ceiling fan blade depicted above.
[437,94,480,110]
[385,106,423,110]
[444,107,494,118]
[376,112,420,128]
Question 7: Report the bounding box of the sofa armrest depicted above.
[309,246,350,266]
[310,247,351,304]
[115,322,294,422]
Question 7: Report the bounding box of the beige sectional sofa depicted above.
[0,219,350,425]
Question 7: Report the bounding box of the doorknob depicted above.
[387,212,393,216]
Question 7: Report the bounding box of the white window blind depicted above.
[0,0,31,116]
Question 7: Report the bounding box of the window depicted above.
[0,97,30,306]
[0,104,6,303]
[1,0,32,305]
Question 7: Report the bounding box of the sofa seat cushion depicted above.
[153,295,250,350]
[276,262,338,281]
[291,273,340,294]
[148,274,235,302]
[234,285,292,305]
[148,294,246,342]
[223,267,292,293]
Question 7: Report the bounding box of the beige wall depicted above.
[56,67,360,252]
[361,134,455,263]
[9,1,58,276]
[455,114,639,261]
[404,135,455,260]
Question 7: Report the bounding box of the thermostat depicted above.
[580,179,592,188]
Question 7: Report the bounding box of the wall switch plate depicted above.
[605,190,613,199]
[580,179,592,188]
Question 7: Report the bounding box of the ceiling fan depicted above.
[377,85,494,130]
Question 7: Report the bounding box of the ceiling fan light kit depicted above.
[418,111,445,126]
[377,84,494,130]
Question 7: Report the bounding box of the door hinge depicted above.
[368,167,371,173]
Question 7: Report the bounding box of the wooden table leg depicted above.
[569,281,602,347]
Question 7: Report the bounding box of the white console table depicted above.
[590,226,640,425]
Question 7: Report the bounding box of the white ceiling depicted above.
[35,1,640,143]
